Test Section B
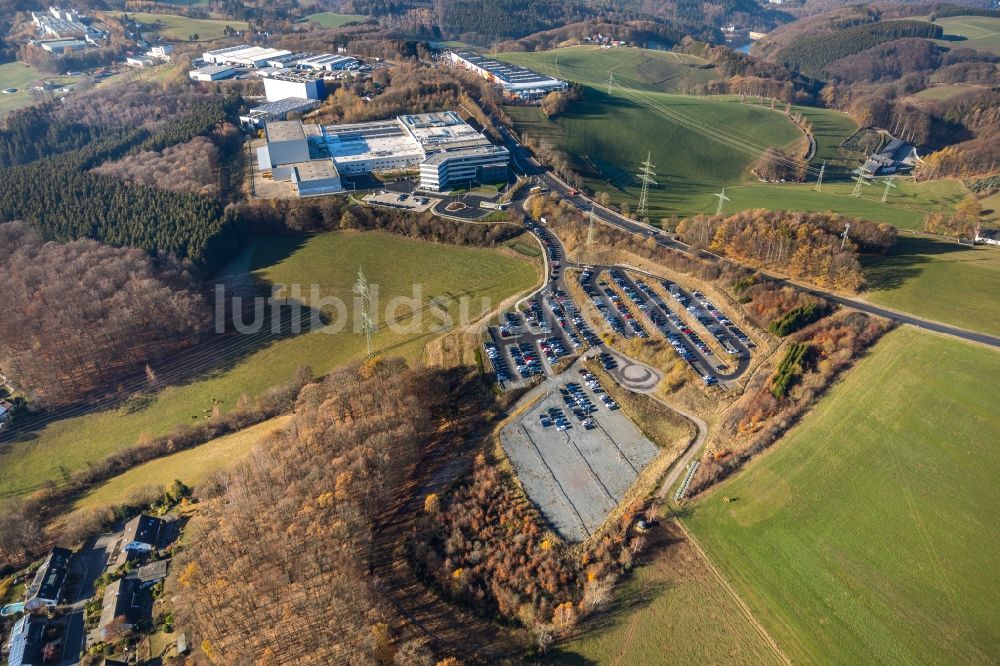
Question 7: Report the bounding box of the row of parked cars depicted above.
[690,290,754,350]
[484,341,512,384]
[579,270,628,337]
[509,341,544,378]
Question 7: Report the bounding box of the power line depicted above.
[636,150,657,217]
[851,171,872,198]
[713,187,730,216]
[353,268,376,359]
[880,175,897,204]
[814,160,826,192]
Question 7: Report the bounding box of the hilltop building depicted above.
[256,111,509,195]
[861,139,919,177]
[448,51,567,100]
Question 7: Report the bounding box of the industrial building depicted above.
[189,64,236,81]
[36,38,86,53]
[449,51,567,100]
[202,46,359,71]
[262,70,325,102]
[203,45,293,68]
[256,111,509,195]
[240,97,320,128]
[32,7,104,42]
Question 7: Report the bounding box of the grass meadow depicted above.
[306,12,368,28]
[684,327,1000,665]
[863,235,1000,337]
[73,416,290,510]
[0,231,537,500]
[933,15,1000,55]
[0,62,78,117]
[126,12,248,41]
[551,521,782,665]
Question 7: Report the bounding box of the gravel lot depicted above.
[500,368,659,542]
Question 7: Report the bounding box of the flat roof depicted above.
[422,143,509,165]
[248,97,319,115]
[206,45,291,63]
[451,51,565,88]
[266,119,307,143]
[191,64,234,75]
[264,70,326,82]
[294,159,340,181]
[297,53,357,68]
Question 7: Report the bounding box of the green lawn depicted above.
[551,523,781,665]
[74,416,289,510]
[685,327,1000,665]
[933,16,1000,55]
[306,11,367,28]
[125,12,248,41]
[0,231,537,499]
[863,235,1000,337]
[911,83,990,102]
[0,62,77,118]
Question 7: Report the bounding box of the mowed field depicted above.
[551,521,782,665]
[127,12,248,41]
[306,11,367,28]
[73,415,290,511]
[933,15,1000,55]
[863,235,1000,337]
[685,327,1000,665]
[0,231,537,499]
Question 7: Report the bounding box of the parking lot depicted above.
[499,363,659,542]
[362,190,436,211]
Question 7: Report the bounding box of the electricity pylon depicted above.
[841,222,851,250]
[851,171,872,198]
[814,160,826,192]
[353,268,376,359]
[880,175,897,204]
[713,187,730,216]
[586,206,597,246]
[607,72,614,95]
[636,151,657,217]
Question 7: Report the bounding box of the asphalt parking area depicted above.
[499,366,659,542]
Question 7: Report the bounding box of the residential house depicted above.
[122,514,162,553]
[98,577,141,641]
[6,615,47,666]
[861,139,919,177]
[24,547,71,610]
[136,560,168,588]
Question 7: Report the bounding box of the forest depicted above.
[174,359,477,664]
[775,19,943,78]
[0,222,210,408]
[676,210,896,291]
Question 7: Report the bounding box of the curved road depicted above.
[498,125,1000,350]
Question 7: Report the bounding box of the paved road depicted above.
[497,125,1000,350]
[61,533,117,666]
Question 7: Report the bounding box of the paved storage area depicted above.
[500,366,659,542]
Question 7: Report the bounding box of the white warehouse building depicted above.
[203,45,292,68]
[256,111,509,196]
[449,51,567,100]
[262,71,325,102]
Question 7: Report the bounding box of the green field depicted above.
[911,83,990,102]
[127,12,248,41]
[74,416,288,510]
[0,232,537,500]
[685,327,1000,665]
[0,62,77,117]
[306,11,367,28]
[863,235,1000,337]
[552,523,781,665]
[501,47,971,228]
[933,16,1000,55]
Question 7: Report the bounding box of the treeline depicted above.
[175,360,470,663]
[0,103,119,168]
[0,222,210,408]
[677,41,821,104]
[414,454,643,642]
[776,19,943,78]
[677,210,896,292]
[494,19,687,52]
[435,0,591,41]
[690,311,889,494]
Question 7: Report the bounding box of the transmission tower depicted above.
[636,150,657,217]
[851,171,872,198]
[814,160,826,192]
[880,175,897,204]
[607,72,615,95]
[586,206,597,246]
[353,268,377,359]
[713,187,730,216]
[840,222,851,250]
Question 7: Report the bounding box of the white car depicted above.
[2,88,16,94]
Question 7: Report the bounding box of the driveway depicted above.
[61,532,119,665]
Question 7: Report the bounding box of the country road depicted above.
[497,124,1000,351]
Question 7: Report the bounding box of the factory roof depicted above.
[294,159,340,181]
[297,53,358,69]
[264,69,326,82]
[451,51,565,89]
[190,64,235,77]
[267,119,309,143]
[248,97,320,116]
[421,143,509,165]
[205,45,292,63]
